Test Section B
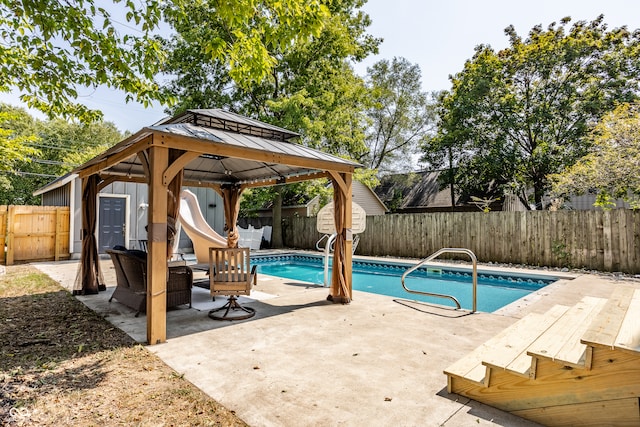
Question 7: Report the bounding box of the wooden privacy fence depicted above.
[284,210,640,274]
[0,205,70,265]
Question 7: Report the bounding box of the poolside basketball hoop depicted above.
[316,201,366,234]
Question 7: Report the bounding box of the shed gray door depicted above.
[98,196,126,252]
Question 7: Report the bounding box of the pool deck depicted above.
[32,252,640,427]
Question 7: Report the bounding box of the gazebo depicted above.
[72,109,358,344]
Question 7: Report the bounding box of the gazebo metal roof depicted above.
[78,109,359,187]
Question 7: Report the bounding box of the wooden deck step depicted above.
[527,296,607,371]
[581,286,637,350]
[444,306,569,386]
[614,288,640,354]
[482,304,569,378]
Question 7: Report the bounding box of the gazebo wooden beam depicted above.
[182,171,329,189]
[77,135,152,179]
[328,171,348,196]
[96,175,117,192]
[242,171,330,188]
[97,173,147,186]
[163,151,201,186]
[137,151,150,184]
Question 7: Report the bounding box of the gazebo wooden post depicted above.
[146,145,169,344]
[329,171,353,303]
[344,173,353,299]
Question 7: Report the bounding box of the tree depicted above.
[551,103,640,209]
[363,57,436,174]
[0,0,331,122]
[424,16,640,209]
[161,0,380,246]
[0,105,40,198]
[0,106,39,171]
[0,0,168,121]
[0,104,124,204]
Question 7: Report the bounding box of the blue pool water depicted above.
[253,254,557,312]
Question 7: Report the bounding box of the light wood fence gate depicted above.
[285,210,640,274]
[0,205,70,265]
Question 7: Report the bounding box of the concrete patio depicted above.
[32,255,639,426]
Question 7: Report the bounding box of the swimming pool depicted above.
[253,254,558,312]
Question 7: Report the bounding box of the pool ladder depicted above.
[401,248,478,313]
[316,233,360,287]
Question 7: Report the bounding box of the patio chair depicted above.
[106,248,193,316]
[208,247,257,320]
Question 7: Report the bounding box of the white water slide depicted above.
[179,189,227,263]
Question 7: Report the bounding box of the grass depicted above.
[0,264,248,426]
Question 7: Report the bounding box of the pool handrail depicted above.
[322,233,337,287]
[317,233,363,287]
[401,248,478,313]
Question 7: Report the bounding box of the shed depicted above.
[35,174,224,256]
[318,180,387,216]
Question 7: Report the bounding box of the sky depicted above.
[3,0,640,133]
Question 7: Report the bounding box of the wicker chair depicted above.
[106,248,192,316]
[208,247,257,320]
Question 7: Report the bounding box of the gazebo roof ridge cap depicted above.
[155,108,301,141]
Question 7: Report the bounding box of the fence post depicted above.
[0,206,6,265]
[6,205,15,265]
[602,211,613,271]
[55,207,62,261]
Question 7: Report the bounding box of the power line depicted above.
[26,143,76,153]
[28,158,77,167]
[0,170,58,178]
[26,142,113,151]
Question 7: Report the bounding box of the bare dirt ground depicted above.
[0,264,248,426]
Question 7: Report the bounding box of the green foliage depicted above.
[551,240,572,267]
[424,16,640,210]
[363,57,436,173]
[160,0,380,217]
[0,0,333,122]
[163,0,378,153]
[0,0,171,122]
[238,187,275,218]
[0,106,40,172]
[387,189,404,212]
[551,103,640,209]
[353,168,380,189]
[0,104,123,204]
[164,0,331,89]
